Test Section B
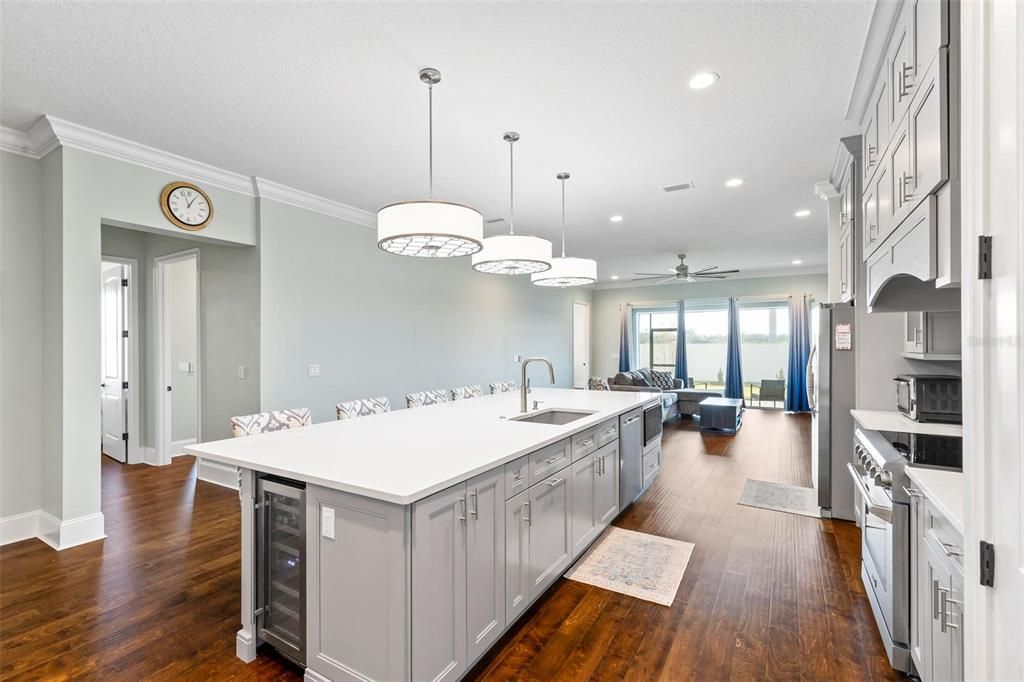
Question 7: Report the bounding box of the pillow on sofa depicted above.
[588,377,610,391]
[630,369,653,386]
[650,369,675,390]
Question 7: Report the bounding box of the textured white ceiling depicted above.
[1,1,870,283]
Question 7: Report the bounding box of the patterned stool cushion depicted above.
[336,396,391,420]
[406,389,451,408]
[489,380,518,394]
[588,377,610,391]
[650,369,675,390]
[230,408,311,438]
[451,385,483,400]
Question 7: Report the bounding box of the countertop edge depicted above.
[185,395,659,506]
[906,467,965,536]
[850,409,963,438]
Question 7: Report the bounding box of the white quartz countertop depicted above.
[906,466,964,535]
[850,409,963,437]
[186,388,659,505]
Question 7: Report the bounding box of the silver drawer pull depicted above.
[605,427,616,434]
[577,439,594,448]
[544,456,561,464]
[513,471,524,481]
[547,477,563,487]
[940,542,963,558]
[648,462,657,469]
[458,497,466,524]
[469,489,478,519]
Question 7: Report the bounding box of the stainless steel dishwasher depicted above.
[619,407,644,507]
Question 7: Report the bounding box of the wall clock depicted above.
[160,181,213,231]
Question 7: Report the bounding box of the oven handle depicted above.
[847,462,893,523]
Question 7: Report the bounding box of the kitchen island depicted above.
[186,388,661,682]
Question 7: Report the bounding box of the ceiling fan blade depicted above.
[631,275,665,281]
[657,277,678,285]
[695,274,727,279]
[634,272,674,276]
[701,269,740,275]
[693,265,718,274]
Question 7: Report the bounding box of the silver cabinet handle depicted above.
[623,416,640,426]
[547,477,563,487]
[469,489,478,519]
[458,497,466,524]
[901,172,914,204]
[604,427,617,436]
[544,456,559,464]
[523,501,531,525]
[513,471,524,481]
[932,580,942,620]
[578,439,594,448]
[899,61,915,100]
[940,542,963,558]
[648,462,657,469]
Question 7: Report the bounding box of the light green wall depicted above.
[590,274,829,379]
[259,198,590,424]
[1,152,44,517]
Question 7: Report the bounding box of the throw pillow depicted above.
[650,369,675,390]
[636,368,654,386]
[588,377,610,391]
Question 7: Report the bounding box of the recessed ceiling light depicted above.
[792,259,803,265]
[609,215,623,223]
[725,178,744,188]
[689,72,719,90]
[611,275,620,280]
[794,209,811,218]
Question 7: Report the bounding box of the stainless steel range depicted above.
[849,427,912,673]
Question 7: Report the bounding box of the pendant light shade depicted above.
[532,172,597,287]
[472,132,552,275]
[377,68,483,258]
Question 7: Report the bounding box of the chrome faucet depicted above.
[520,357,555,413]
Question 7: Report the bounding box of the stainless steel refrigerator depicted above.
[808,302,856,521]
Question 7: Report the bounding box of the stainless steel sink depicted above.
[508,409,597,425]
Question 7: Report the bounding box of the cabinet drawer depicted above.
[528,438,571,485]
[595,418,619,447]
[924,498,963,570]
[571,428,600,462]
[505,455,529,500]
[642,443,661,490]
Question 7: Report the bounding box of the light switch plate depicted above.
[321,506,335,539]
[513,354,522,363]
[308,364,320,377]
[177,361,191,373]
[237,366,246,380]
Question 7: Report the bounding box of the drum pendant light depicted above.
[532,172,597,287]
[471,132,552,275]
[377,68,483,258]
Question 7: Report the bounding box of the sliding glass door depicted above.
[738,300,790,408]
[635,309,677,373]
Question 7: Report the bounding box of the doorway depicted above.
[572,301,590,388]
[100,257,140,463]
[155,250,200,464]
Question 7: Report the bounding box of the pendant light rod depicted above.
[557,172,570,258]
[503,131,520,235]
[420,67,441,199]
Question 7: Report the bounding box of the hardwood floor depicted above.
[0,410,901,681]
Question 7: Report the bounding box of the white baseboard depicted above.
[1,509,105,550]
[197,458,239,490]
[171,438,197,455]
[142,446,160,466]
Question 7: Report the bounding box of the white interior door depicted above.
[100,263,127,462]
[572,301,590,388]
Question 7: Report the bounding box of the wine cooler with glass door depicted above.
[255,475,306,665]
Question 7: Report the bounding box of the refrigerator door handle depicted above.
[805,345,818,411]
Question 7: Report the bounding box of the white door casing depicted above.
[572,301,590,388]
[100,262,127,462]
[960,2,1024,680]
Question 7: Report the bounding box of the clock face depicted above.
[161,182,213,230]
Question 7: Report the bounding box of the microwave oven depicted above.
[894,374,961,424]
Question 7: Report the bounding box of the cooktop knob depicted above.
[874,470,893,488]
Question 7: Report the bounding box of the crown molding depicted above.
[41,116,255,195]
[845,0,904,125]
[253,177,376,228]
[0,120,58,159]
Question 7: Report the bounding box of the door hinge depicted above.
[980,541,995,587]
[122,330,128,338]
[978,235,992,280]
[121,278,128,287]
[122,432,129,442]
[121,380,128,390]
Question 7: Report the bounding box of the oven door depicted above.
[848,463,895,626]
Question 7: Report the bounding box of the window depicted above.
[634,309,677,373]
[739,300,790,407]
[685,303,728,389]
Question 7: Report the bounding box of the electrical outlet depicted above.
[308,364,320,377]
[321,506,335,540]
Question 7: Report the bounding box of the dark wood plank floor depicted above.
[0,410,901,681]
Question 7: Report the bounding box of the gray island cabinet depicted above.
[186,389,660,682]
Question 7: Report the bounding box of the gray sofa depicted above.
[607,370,723,420]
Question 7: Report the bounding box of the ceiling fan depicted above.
[632,254,739,284]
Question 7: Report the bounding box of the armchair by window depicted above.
[751,379,786,408]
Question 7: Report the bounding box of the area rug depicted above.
[738,479,821,518]
[564,527,695,606]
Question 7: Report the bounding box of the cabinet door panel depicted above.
[412,484,467,682]
[466,469,505,663]
[889,11,914,129]
[910,50,948,200]
[595,442,620,527]
[529,474,571,598]
[505,490,531,622]
[889,120,914,230]
[926,541,954,682]
[570,453,598,558]
[874,160,892,257]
